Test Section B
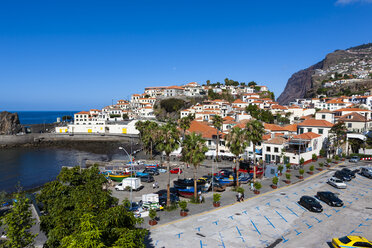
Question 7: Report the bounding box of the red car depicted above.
[170,168,183,174]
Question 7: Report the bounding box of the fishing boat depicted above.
[215,175,235,186]
[109,173,131,182]
[177,188,195,198]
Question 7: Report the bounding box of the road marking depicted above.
[195,226,202,232]
[294,229,302,235]
[275,210,288,223]
[228,215,234,220]
[250,219,261,235]
[282,236,289,243]
[200,240,207,247]
[303,221,313,229]
[286,206,299,217]
[236,226,242,236]
[266,202,271,206]
[212,220,219,225]
[264,215,276,229]
[324,212,332,218]
[176,232,183,239]
[311,216,322,223]
[296,202,308,211]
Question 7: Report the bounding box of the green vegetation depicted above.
[160,98,186,113]
[62,115,72,122]
[319,162,324,168]
[320,149,326,157]
[299,169,305,176]
[1,193,37,248]
[277,165,284,174]
[179,200,187,211]
[300,157,305,166]
[109,114,121,118]
[254,182,262,190]
[245,104,274,123]
[309,165,315,172]
[285,173,291,180]
[213,193,221,203]
[149,209,157,221]
[36,166,147,247]
[312,154,317,161]
[286,163,291,170]
[330,121,347,157]
[327,158,332,163]
[135,120,160,159]
[334,155,340,160]
[248,81,257,87]
[212,115,223,162]
[181,132,208,199]
[122,113,129,120]
[178,114,194,139]
[272,176,278,185]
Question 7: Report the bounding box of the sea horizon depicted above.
[10,110,79,125]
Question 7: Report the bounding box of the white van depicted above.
[142,193,163,210]
[115,177,142,191]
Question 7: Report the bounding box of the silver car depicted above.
[349,156,360,163]
[360,167,372,179]
[327,177,347,189]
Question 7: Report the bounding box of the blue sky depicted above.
[1,0,371,111]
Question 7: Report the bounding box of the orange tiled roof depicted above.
[223,119,237,124]
[338,112,369,122]
[317,109,333,113]
[271,104,287,110]
[167,86,184,90]
[264,123,286,131]
[233,99,246,104]
[283,124,298,132]
[326,99,344,104]
[235,119,250,129]
[75,111,90,115]
[292,132,321,140]
[265,136,287,145]
[90,109,101,112]
[333,108,371,112]
[298,119,333,128]
[187,121,218,139]
[223,116,235,121]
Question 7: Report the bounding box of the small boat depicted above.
[177,188,194,198]
[173,178,206,189]
[215,175,235,186]
[109,173,130,182]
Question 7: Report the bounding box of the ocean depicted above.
[16,111,77,125]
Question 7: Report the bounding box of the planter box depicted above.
[317,168,323,171]
[213,202,220,207]
[285,180,291,184]
[180,210,188,217]
[254,190,260,194]
[271,185,277,189]
[309,171,314,175]
[286,169,291,173]
[149,219,157,226]
[299,176,304,179]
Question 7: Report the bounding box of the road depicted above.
[148,163,372,248]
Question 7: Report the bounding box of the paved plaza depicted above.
[148,164,372,248]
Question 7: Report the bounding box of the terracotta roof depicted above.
[75,111,90,115]
[298,119,333,128]
[265,136,287,145]
[132,94,140,96]
[223,119,237,124]
[326,99,344,104]
[223,116,235,121]
[338,112,369,122]
[317,109,333,113]
[90,109,101,112]
[300,115,312,120]
[264,123,286,131]
[235,119,250,129]
[187,121,218,139]
[333,108,371,112]
[283,124,298,132]
[167,86,184,90]
[233,99,246,104]
[292,132,321,140]
[271,104,287,110]
[288,105,301,109]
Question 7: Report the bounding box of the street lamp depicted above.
[119,146,134,205]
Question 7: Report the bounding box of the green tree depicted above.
[212,115,223,163]
[225,127,248,186]
[245,120,265,181]
[157,122,180,207]
[122,113,129,120]
[181,132,208,199]
[248,81,257,87]
[178,114,194,140]
[37,166,147,247]
[330,121,347,156]
[135,120,159,159]
[1,193,37,248]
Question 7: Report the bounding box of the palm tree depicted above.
[245,120,265,182]
[225,127,248,187]
[156,122,180,207]
[135,120,159,159]
[212,115,223,163]
[178,114,194,140]
[330,121,347,157]
[181,132,208,199]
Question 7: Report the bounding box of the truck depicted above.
[142,193,163,211]
[115,177,143,191]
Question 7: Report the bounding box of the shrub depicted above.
[272,176,278,185]
[236,187,245,194]
[327,158,332,163]
[334,155,340,160]
[320,149,326,157]
[309,165,315,171]
[312,154,317,161]
[160,98,186,113]
[299,169,304,175]
[285,173,291,180]
[300,158,305,165]
[277,165,284,173]
[149,209,157,220]
[179,200,187,211]
[319,162,324,167]
[342,153,346,158]
[254,182,262,190]
[286,163,291,170]
[213,193,221,203]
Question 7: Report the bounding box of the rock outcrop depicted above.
[0,111,22,135]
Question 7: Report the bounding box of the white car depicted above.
[327,177,347,189]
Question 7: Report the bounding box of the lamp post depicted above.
[119,146,134,205]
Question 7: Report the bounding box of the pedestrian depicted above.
[241,192,245,202]
[155,181,159,188]
[237,192,242,202]
[250,182,254,191]
[153,182,156,189]
[199,194,203,203]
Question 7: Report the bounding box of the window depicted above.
[318,129,323,134]
[274,147,279,153]
[322,115,325,119]
[348,123,352,128]
[339,237,351,244]
[307,128,312,132]
[353,242,372,248]
[299,128,304,134]
[266,146,271,152]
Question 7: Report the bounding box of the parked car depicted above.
[143,168,159,176]
[298,196,323,212]
[334,170,352,181]
[170,168,183,174]
[349,156,360,163]
[327,177,347,189]
[360,167,372,179]
[316,191,343,207]
[332,235,372,248]
[139,175,155,183]
[341,168,356,178]
[159,193,180,207]
[135,171,150,177]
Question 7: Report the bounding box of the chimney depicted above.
[271,132,275,139]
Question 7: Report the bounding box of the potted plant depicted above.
[319,149,326,158]
[312,153,317,162]
[299,169,304,179]
[286,163,291,173]
[299,158,305,168]
[341,153,346,161]
[309,165,314,175]
[285,173,291,184]
[179,200,188,217]
[254,182,262,194]
[148,209,157,226]
[213,193,221,207]
[272,176,278,189]
[318,162,324,171]
[326,158,332,167]
[334,155,340,161]
[277,165,284,176]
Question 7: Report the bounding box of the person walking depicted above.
[250,182,254,191]
[241,192,244,202]
[199,193,203,203]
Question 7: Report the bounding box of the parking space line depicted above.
[266,202,271,206]
[212,220,219,225]
[200,240,207,247]
[282,236,289,243]
[275,210,288,223]
[324,212,332,218]
[303,221,313,229]
[264,216,276,229]
[176,232,183,239]
[195,226,202,232]
[311,216,322,223]
[250,219,261,235]
[295,202,308,211]
[286,206,299,217]
[294,229,302,235]
[228,215,234,220]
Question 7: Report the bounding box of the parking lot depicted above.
[147,163,372,248]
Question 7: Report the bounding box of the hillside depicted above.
[277,43,372,105]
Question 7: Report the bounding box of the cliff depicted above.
[277,43,372,105]
[0,111,22,135]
